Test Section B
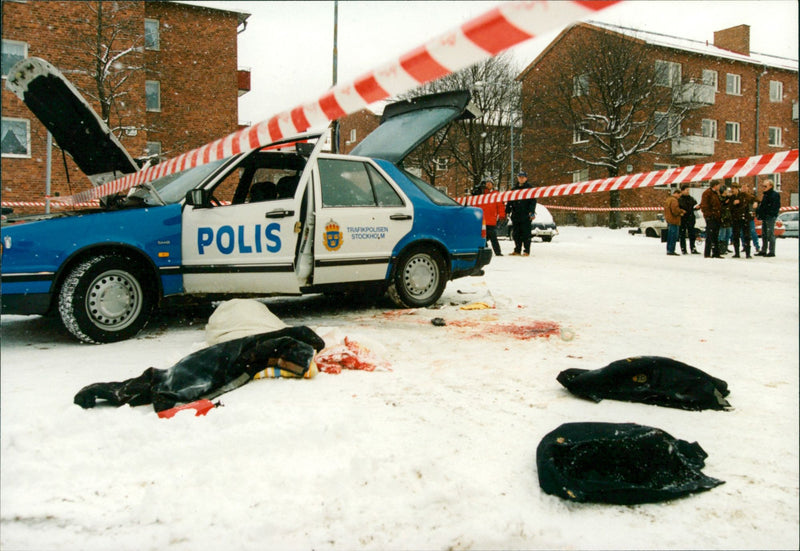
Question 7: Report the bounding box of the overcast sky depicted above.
[183,1,798,125]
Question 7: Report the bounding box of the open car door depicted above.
[181,133,327,295]
[5,57,139,186]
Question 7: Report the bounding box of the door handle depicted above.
[390,213,412,220]
[265,209,295,218]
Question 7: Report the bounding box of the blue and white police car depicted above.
[1,84,491,343]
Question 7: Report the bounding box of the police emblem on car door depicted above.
[312,156,413,285]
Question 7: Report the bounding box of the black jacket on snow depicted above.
[74,326,325,412]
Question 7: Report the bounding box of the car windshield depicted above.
[127,158,231,205]
[401,169,460,206]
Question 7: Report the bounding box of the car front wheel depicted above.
[58,254,154,343]
[388,247,447,308]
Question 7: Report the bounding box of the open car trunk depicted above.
[350,90,479,164]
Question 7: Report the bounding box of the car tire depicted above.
[645,228,658,238]
[58,254,154,344]
[387,246,448,308]
[541,235,553,243]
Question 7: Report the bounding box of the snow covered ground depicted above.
[1,226,798,550]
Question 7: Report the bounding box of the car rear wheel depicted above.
[645,227,658,238]
[58,254,154,343]
[388,246,447,308]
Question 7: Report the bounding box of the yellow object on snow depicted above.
[253,360,318,379]
[460,301,492,310]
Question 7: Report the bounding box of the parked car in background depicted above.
[497,204,559,242]
[755,218,786,238]
[637,211,707,238]
[776,211,798,238]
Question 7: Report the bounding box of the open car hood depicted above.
[350,90,479,164]
[5,57,139,186]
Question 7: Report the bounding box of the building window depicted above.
[725,121,741,143]
[702,69,718,91]
[726,73,741,95]
[768,126,782,147]
[144,19,160,51]
[701,119,718,139]
[1,39,27,78]
[573,122,589,144]
[654,112,679,138]
[145,141,162,160]
[655,60,681,87]
[572,73,589,97]
[146,80,161,112]
[435,157,449,171]
[1,117,31,157]
[769,173,782,191]
[769,80,783,102]
[571,168,589,183]
[654,163,679,171]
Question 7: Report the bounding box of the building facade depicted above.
[517,22,798,226]
[1,0,249,212]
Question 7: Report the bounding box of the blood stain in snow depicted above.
[447,319,560,340]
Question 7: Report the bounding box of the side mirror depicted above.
[186,189,209,208]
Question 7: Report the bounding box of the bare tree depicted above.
[525,25,697,227]
[66,1,144,137]
[401,53,522,193]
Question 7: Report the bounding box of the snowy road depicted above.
[2,227,798,550]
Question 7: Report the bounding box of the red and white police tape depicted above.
[458,149,799,207]
[48,1,619,207]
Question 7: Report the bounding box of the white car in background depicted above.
[498,204,559,242]
[638,211,707,238]
[777,211,798,237]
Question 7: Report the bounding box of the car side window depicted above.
[367,164,404,207]
[319,159,374,207]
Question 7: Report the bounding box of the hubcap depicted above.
[403,254,439,299]
[85,270,143,331]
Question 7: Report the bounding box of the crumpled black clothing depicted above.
[537,422,724,505]
[74,326,325,412]
[556,356,730,411]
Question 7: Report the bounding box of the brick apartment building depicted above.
[1,0,249,212]
[517,22,798,225]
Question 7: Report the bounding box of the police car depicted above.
[1,65,491,343]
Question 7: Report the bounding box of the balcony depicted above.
[674,82,715,108]
[671,135,715,158]
[237,68,251,97]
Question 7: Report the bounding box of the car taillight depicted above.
[481,214,486,239]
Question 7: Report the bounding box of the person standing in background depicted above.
[743,183,761,254]
[506,171,537,256]
[478,178,503,256]
[664,188,685,256]
[755,179,781,257]
[678,184,699,254]
[729,182,753,258]
[700,180,724,258]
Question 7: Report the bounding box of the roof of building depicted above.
[169,1,250,26]
[519,21,798,80]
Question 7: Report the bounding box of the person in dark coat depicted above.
[506,171,537,256]
[678,184,699,254]
[755,178,781,257]
[699,180,723,258]
[729,181,754,258]
[719,185,734,253]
